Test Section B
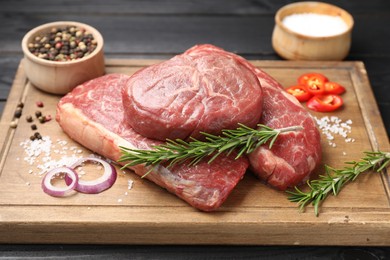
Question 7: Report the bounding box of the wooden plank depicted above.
[0,59,389,245]
[1,0,388,15]
[1,8,390,57]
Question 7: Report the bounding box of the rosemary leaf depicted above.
[287,151,390,216]
[118,123,303,173]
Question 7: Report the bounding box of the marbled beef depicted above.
[248,69,322,190]
[122,45,263,141]
[186,45,322,190]
[56,73,249,211]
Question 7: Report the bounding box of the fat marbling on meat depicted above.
[56,73,249,211]
[122,45,263,141]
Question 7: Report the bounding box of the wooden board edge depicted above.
[0,206,389,245]
[104,59,361,70]
[350,62,390,150]
[105,58,162,67]
[0,61,29,174]
[349,62,390,203]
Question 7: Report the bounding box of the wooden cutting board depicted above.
[0,59,389,246]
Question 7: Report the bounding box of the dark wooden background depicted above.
[0,0,389,259]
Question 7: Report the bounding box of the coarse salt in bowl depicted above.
[283,13,348,37]
[272,2,354,61]
[21,21,105,94]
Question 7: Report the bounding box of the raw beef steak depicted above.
[248,69,322,190]
[56,73,249,211]
[186,45,322,190]
[122,45,263,141]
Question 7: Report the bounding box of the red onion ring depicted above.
[41,167,78,197]
[65,157,117,194]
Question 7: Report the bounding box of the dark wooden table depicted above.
[1,0,389,259]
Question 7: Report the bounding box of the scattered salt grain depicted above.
[314,116,354,147]
[127,179,134,190]
[19,136,83,175]
[282,13,348,37]
[19,136,134,198]
[20,135,53,165]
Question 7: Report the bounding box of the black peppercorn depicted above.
[26,115,33,123]
[35,111,42,118]
[34,132,42,139]
[31,124,37,130]
[14,108,22,118]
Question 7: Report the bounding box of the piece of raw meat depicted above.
[248,69,322,190]
[186,45,322,190]
[122,45,263,141]
[56,73,249,211]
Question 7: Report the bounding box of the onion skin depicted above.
[41,167,78,197]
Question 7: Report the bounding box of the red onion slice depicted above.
[41,167,78,197]
[66,157,117,194]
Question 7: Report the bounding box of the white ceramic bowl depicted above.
[21,21,105,94]
[272,2,354,61]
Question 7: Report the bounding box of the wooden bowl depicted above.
[272,2,354,61]
[21,21,105,94]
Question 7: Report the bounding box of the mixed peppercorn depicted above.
[27,26,97,61]
[10,101,52,141]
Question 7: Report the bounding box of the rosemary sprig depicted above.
[119,124,302,172]
[287,151,390,216]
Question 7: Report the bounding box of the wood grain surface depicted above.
[1,0,389,259]
[0,59,388,246]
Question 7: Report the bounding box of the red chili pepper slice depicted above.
[307,94,343,112]
[286,85,312,102]
[324,82,346,95]
[298,73,328,86]
[306,81,326,95]
[298,73,328,96]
